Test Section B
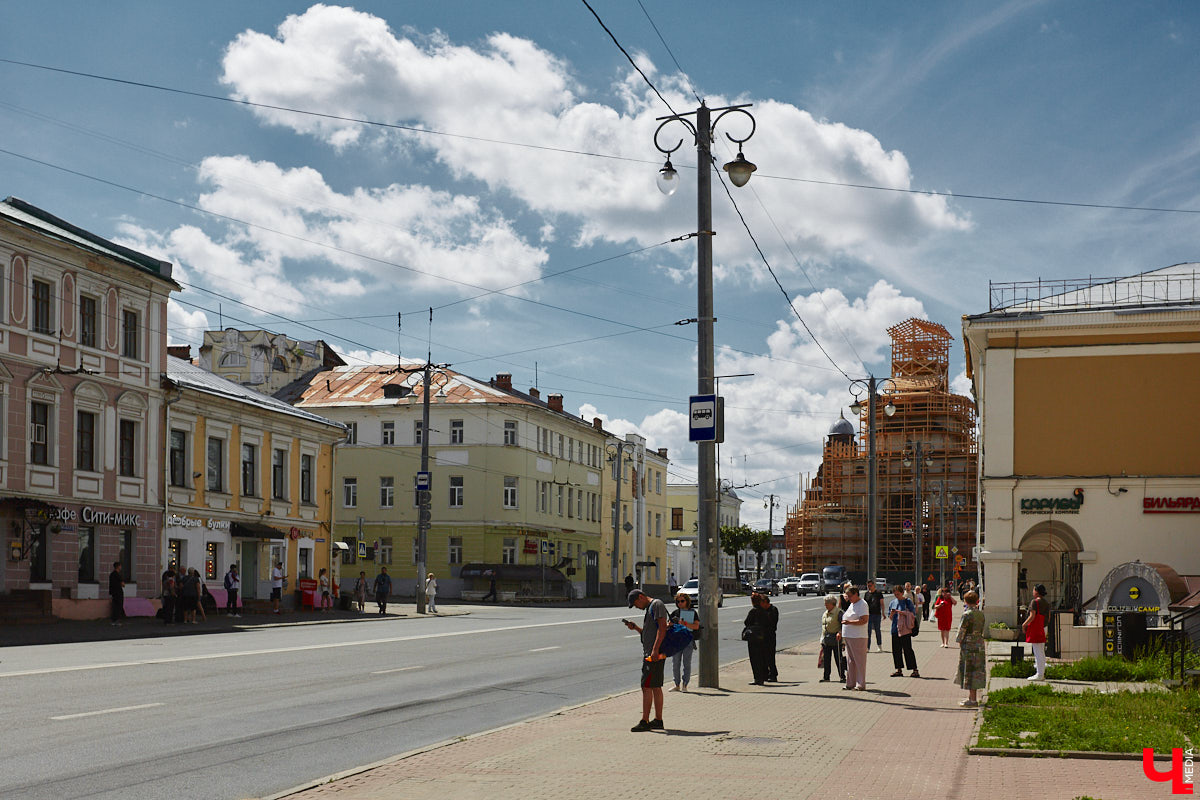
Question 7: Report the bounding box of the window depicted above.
[205,541,218,580]
[207,437,224,492]
[77,411,96,472]
[567,438,574,462]
[119,419,137,477]
[79,295,97,348]
[381,421,395,445]
[449,476,464,508]
[655,513,662,537]
[30,401,51,465]
[414,420,424,445]
[118,529,133,579]
[379,537,393,565]
[121,309,139,359]
[448,536,463,564]
[298,547,311,579]
[539,481,548,513]
[450,419,464,444]
[671,508,684,530]
[557,485,564,516]
[343,477,357,508]
[502,537,516,565]
[380,476,395,508]
[504,420,518,446]
[503,476,518,508]
[300,454,313,504]
[169,429,187,486]
[346,422,358,445]
[77,527,95,583]
[656,471,662,494]
[567,487,574,518]
[576,490,583,519]
[241,443,257,496]
[557,434,564,458]
[32,279,54,334]
[271,448,287,499]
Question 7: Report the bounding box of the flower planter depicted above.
[989,627,1017,641]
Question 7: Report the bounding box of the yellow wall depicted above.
[1013,352,1200,475]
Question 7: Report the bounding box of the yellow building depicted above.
[963,265,1200,630]
[163,356,345,604]
[287,366,616,599]
[666,483,743,590]
[600,433,671,596]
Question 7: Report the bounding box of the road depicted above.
[0,594,827,800]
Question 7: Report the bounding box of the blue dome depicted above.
[828,411,855,438]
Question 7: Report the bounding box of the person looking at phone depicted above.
[624,589,668,732]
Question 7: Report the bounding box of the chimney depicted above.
[657,447,669,459]
[548,393,563,412]
[529,387,540,399]
[495,373,512,391]
[593,417,604,430]
[168,345,191,361]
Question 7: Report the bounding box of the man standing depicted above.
[224,564,241,617]
[108,561,125,625]
[863,580,884,652]
[840,586,870,691]
[761,592,780,682]
[270,560,285,614]
[373,566,393,616]
[668,571,678,598]
[623,589,667,732]
[482,570,498,603]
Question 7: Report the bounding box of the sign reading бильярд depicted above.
[1143,496,1200,513]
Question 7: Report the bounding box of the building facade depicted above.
[600,433,671,595]
[288,367,614,599]
[666,483,743,590]
[163,357,344,604]
[198,328,345,397]
[964,266,1200,627]
[0,197,178,616]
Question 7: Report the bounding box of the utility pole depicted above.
[608,440,634,603]
[416,362,430,614]
[904,442,932,588]
[764,493,779,577]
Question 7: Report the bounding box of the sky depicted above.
[3,2,1199,534]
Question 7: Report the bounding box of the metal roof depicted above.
[167,356,344,430]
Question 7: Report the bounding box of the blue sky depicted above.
[3,2,1198,531]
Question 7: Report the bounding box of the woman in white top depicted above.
[425,572,438,613]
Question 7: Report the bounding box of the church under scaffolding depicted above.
[785,319,979,582]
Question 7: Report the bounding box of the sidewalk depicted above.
[279,619,1155,800]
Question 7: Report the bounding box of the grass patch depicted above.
[979,685,1200,753]
[990,653,1192,682]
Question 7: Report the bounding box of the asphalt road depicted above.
[0,594,827,800]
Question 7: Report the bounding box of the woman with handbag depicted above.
[1022,583,1049,681]
[819,594,845,682]
[743,592,771,685]
[669,592,700,692]
[955,589,986,706]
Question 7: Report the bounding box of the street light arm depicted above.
[713,106,756,146]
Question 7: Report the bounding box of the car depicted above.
[778,576,801,594]
[739,579,754,594]
[754,578,780,596]
[676,578,724,608]
[797,573,822,595]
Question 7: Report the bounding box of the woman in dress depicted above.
[933,587,957,647]
[425,572,438,613]
[668,592,700,692]
[955,589,986,707]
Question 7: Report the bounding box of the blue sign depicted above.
[416,471,432,490]
[689,394,717,442]
[358,541,367,559]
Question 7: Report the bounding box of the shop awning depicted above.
[459,562,567,582]
[230,521,286,539]
[332,541,350,551]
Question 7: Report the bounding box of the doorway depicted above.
[1017,520,1082,612]
[242,545,258,600]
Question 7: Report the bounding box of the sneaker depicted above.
[680,685,687,692]
[842,685,853,690]
[631,720,653,732]
[959,699,978,707]
[647,719,664,730]
[669,685,680,692]
[1027,675,1045,682]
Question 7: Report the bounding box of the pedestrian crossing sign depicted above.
[935,545,950,559]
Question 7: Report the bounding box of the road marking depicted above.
[370,666,424,675]
[528,646,560,653]
[623,634,639,638]
[51,702,163,721]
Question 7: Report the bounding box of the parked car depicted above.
[677,578,724,608]
[739,579,754,594]
[821,564,848,593]
[797,573,822,596]
[778,576,801,594]
[754,578,780,596]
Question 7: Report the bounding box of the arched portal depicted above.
[1017,520,1083,612]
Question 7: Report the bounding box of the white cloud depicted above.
[166,300,211,349]
[331,343,400,366]
[219,6,971,285]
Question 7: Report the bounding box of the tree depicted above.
[720,524,753,581]
[748,528,773,579]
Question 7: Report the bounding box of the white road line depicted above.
[51,702,163,721]
[623,634,639,638]
[528,646,560,653]
[370,666,424,675]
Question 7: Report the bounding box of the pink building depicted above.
[1,197,178,617]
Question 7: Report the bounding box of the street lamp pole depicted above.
[849,376,896,581]
[903,442,933,587]
[654,101,757,689]
[608,439,636,604]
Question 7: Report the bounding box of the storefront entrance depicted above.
[241,546,258,600]
[1018,520,1083,613]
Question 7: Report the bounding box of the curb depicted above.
[967,746,1171,761]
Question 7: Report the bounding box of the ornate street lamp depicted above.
[848,376,896,580]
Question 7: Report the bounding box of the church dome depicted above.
[828,411,856,438]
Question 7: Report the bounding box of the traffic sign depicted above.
[902,519,913,530]
[951,546,959,554]
[935,545,949,559]
[357,540,367,559]
[416,471,432,490]
[689,394,717,442]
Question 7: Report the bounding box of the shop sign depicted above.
[1106,577,1162,615]
[1143,496,1200,514]
[1020,489,1084,514]
[47,505,145,527]
[167,514,230,531]
[523,538,539,554]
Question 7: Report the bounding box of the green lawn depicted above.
[978,685,1199,753]
[991,653,1189,682]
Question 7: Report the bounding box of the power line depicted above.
[634,0,703,105]
[579,0,679,117]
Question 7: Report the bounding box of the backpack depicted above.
[659,623,694,657]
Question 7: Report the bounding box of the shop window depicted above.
[341,536,357,565]
[379,537,393,565]
[30,401,52,465]
[78,527,96,583]
[167,538,183,572]
[298,547,311,579]
[205,541,218,580]
[119,529,133,579]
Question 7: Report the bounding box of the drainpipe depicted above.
[163,380,183,576]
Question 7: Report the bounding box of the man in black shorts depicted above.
[623,589,667,732]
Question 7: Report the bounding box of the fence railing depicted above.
[990,270,1200,312]
[1166,604,1200,683]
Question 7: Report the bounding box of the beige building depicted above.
[198,328,344,397]
[600,433,671,595]
[287,367,615,599]
[963,265,1200,634]
[666,483,743,590]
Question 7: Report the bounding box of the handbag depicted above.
[817,647,825,668]
[692,624,703,642]
[741,624,763,642]
[821,632,838,648]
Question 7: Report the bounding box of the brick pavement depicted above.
[277,617,1166,800]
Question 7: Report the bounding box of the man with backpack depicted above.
[623,589,668,732]
[224,564,241,617]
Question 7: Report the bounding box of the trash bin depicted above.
[339,594,352,611]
